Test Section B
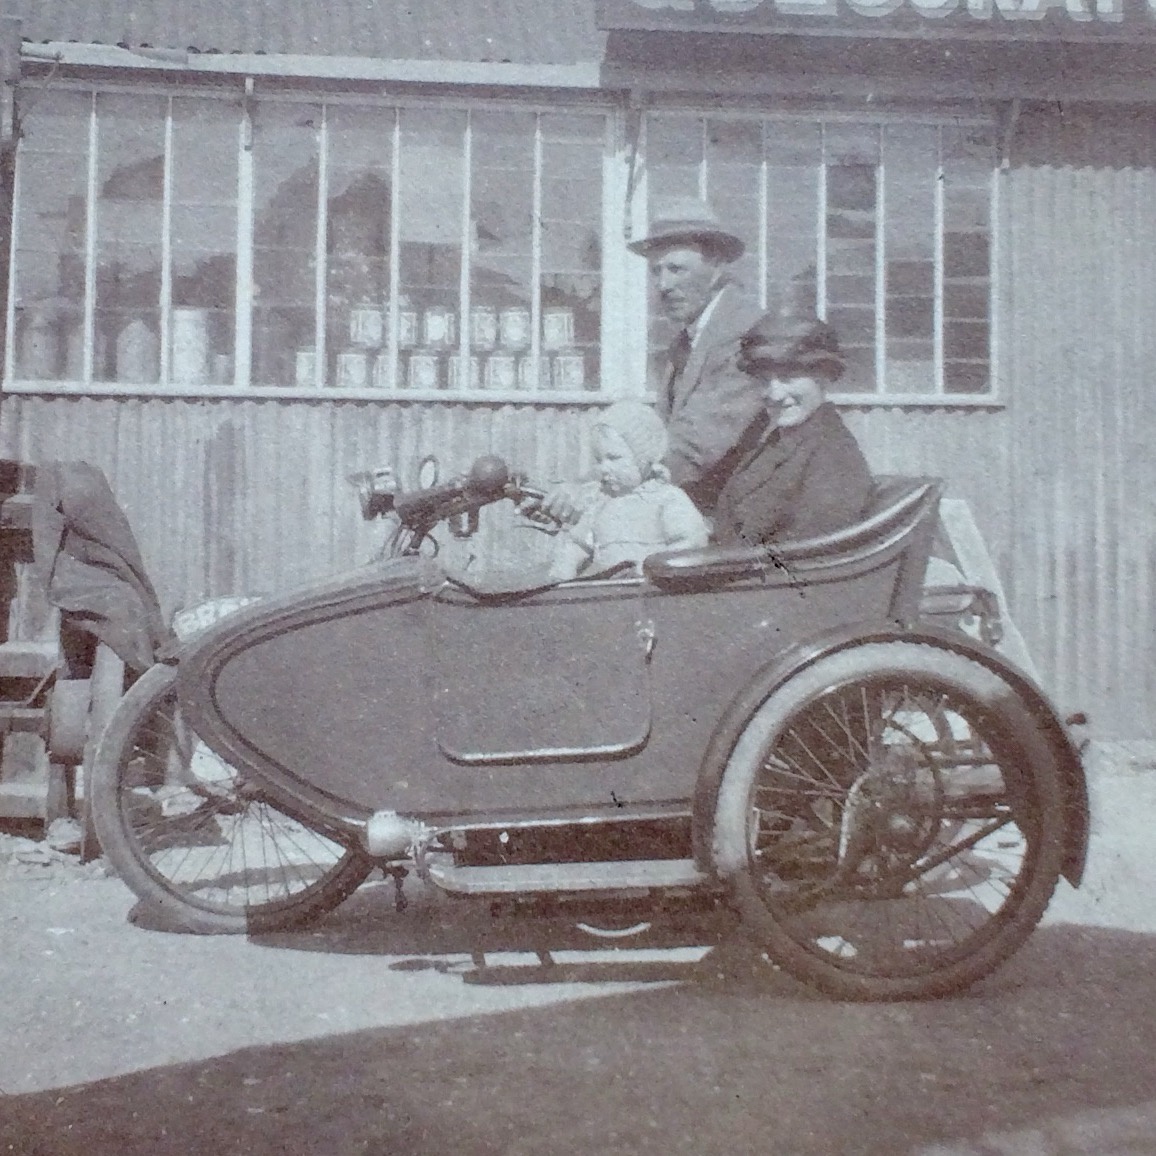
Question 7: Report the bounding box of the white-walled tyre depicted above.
[90,662,373,934]
[712,642,1067,1001]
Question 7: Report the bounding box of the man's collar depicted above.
[687,279,730,345]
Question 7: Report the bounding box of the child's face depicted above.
[593,427,644,496]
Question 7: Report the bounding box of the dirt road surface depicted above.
[2,760,1156,1156]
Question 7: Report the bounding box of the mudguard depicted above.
[692,621,1089,888]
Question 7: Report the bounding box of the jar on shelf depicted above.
[337,350,369,389]
[408,350,441,390]
[422,307,456,350]
[542,307,575,352]
[552,351,586,391]
[350,301,385,348]
[499,307,531,352]
[470,306,498,352]
[448,353,481,391]
[485,353,517,391]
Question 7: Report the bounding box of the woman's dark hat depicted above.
[737,315,845,381]
[627,197,745,264]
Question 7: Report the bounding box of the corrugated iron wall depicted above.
[999,132,1156,738]
[0,105,1152,738]
[0,396,596,613]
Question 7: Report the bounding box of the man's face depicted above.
[649,244,724,327]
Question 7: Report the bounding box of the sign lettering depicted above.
[606,0,1154,24]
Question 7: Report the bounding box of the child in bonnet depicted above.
[549,400,709,582]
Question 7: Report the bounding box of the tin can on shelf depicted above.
[448,353,481,391]
[171,308,210,385]
[295,348,317,388]
[552,352,586,391]
[542,307,575,352]
[485,353,518,391]
[422,307,456,349]
[350,303,384,348]
[398,309,419,349]
[337,350,369,389]
[372,352,392,389]
[470,306,498,351]
[518,354,551,391]
[408,350,441,390]
[499,307,531,351]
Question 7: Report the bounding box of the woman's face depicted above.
[593,426,644,495]
[757,368,826,429]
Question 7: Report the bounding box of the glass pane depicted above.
[470,110,533,392]
[824,124,880,392]
[942,124,995,394]
[883,124,938,395]
[326,105,392,389]
[251,102,322,386]
[170,98,239,385]
[12,91,89,381]
[705,118,761,300]
[95,94,166,385]
[764,121,820,320]
[398,108,465,391]
[540,112,603,393]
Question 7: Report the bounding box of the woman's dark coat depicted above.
[712,402,873,547]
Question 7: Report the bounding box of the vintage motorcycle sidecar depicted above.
[90,459,1089,1001]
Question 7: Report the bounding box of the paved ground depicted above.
[1,754,1156,1155]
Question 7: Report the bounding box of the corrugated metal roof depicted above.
[3,0,604,65]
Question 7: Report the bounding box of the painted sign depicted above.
[597,0,1156,30]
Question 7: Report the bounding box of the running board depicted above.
[424,857,710,896]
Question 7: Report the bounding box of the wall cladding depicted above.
[0,111,1152,738]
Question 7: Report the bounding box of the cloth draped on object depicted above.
[31,461,171,673]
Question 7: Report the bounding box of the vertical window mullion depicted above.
[530,113,543,391]
[816,123,827,322]
[4,133,21,383]
[874,124,886,394]
[758,120,768,313]
[933,125,945,396]
[459,110,472,389]
[386,107,400,391]
[82,92,98,383]
[234,80,255,388]
[314,103,329,388]
[159,96,174,387]
[698,118,708,201]
[989,163,1001,399]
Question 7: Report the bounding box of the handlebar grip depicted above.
[393,479,468,527]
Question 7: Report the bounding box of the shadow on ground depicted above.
[4,918,1156,1156]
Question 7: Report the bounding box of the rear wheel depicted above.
[90,663,373,934]
[712,641,1067,1001]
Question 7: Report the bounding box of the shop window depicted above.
[8,92,606,397]
[645,113,998,399]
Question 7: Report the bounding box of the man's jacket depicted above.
[656,283,765,514]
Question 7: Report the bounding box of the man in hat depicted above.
[628,196,765,514]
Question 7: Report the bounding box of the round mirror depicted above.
[417,455,440,490]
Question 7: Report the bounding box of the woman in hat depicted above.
[712,315,873,548]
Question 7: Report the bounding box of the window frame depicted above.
[634,105,1005,409]
[3,81,621,405]
[2,79,1005,409]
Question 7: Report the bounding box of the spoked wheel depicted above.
[90,663,374,934]
[712,642,1067,1001]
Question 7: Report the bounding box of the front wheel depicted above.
[712,641,1067,1001]
[90,663,373,934]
